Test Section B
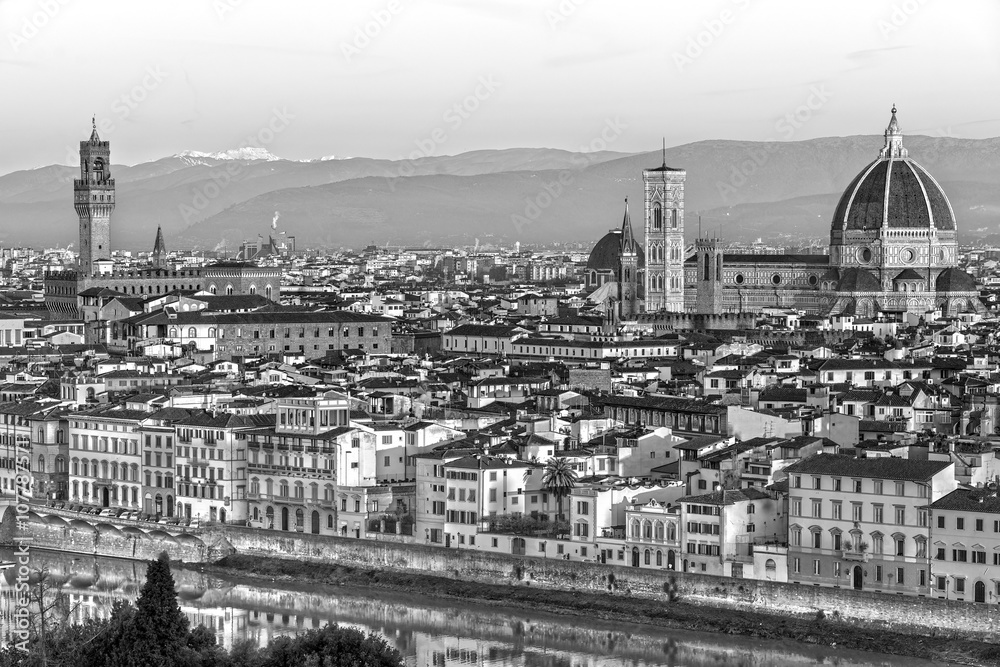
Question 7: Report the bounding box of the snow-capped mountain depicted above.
[176,147,284,164]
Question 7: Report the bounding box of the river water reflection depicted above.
[0,549,956,667]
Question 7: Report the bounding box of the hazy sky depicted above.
[1,0,998,173]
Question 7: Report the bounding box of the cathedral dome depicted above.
[935,268,977,292]
[586,230,645,271]
[835,267,881,292]
[831,107,955,233]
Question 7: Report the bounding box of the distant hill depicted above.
[2,135,999,251]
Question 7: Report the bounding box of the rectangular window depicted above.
[895,481,905,496]
[976,518,984,531]
[813,559,821,575]
[873,480,883,495]
[895,506,905,525]
[875,565,883,583]
[937,576,947,591]
[896,568,904,585]
[793,557,800,574]
[938,515,945,529]
[852,503,862,522]
[956,577,965,593]
[811,500,821,519]
[832,502,842,521]
[957,517,965,530]
[873,505,883,523]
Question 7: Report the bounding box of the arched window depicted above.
[210,285,217,295]
[37,455,44,473]
[644,549,651,565]
[654,521,664,541]
[188,327,197,338]
[656,550,662,566]
[703,252,710,281]
[653,203,662,230]
[249,284,257,295]
[630,520,640,539]
[265,285,273,300]
[226,284,234,296]
[643,520,652,539]
[207,327,216,338]
[168,327,177,338]
[279,481,289,498]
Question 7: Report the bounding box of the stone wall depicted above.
[11,508,1000,641]
[200,524,1000,641]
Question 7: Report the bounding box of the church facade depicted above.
[44,125,281,318]
[586,108,982,320]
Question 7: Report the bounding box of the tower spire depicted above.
[621,197,635,252]
[152,224,167,270]
[661,137,666,168]
[879,104,907,159]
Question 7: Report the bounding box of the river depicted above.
[0,548,955,666]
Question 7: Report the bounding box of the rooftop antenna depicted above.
[698,215,702,239]
[661,137,666,168]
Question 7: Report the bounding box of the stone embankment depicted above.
[8,506,1000,643]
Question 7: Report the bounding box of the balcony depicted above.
[839,548,870,562]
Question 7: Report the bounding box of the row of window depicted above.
[790,498,927,526]
[791,527,926,557]
[791,558,924,587]
[791,476,926,497]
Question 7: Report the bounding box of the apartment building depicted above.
[174,412,263,524]
[782,454,956,595]
[928,486,1000,603]
[244,391,346,534]
[68,407,147,508]
[678,487,781,578]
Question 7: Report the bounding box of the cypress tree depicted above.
[131,551,191,666]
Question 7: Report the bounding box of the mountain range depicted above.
[1,135,998,252]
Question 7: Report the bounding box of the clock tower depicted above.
[75,120,115,276]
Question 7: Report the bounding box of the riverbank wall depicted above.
[9,507,1000,642]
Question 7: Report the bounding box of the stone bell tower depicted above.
[643,143,686,312]
[75,119,115,276]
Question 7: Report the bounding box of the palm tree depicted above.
[540,457,578,521]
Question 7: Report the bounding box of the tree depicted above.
[539,457,578,520]
[262,624,401,667]
[127,552,193,667]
